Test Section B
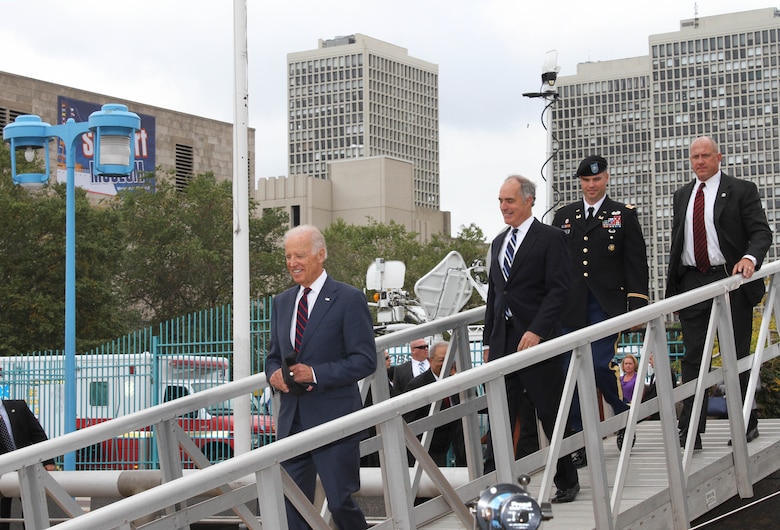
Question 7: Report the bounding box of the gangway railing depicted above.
[2,261,780,529]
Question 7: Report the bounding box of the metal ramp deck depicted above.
[420,419,780,529]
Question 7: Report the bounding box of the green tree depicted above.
[0,143,132,355]
[422,223,490,309]
[322,219,425,294]
[249,206,289,298]
[115,172,288,324]
[320,219,489,310]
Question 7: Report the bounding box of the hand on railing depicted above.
[733,257,756,279]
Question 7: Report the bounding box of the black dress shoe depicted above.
[616,429,636,450]
[728,426,759,446]
[571,448,587,468]
[679,431,702,450]
[551,482,580,504]
[747,426,760,442]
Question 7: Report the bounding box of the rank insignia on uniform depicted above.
[602,215,622,229]
[625,204,636,209]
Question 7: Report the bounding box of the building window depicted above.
[291,205,301,227]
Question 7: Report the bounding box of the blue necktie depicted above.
[502,228,518,281]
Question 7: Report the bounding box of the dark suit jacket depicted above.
[402,370,463,466]
[666,173,772,306]
[483,219,571,359]
[552,196,649,327]
[265,276,377,439]
[402,370,439,423]
[391,360,417,396]
[2,400,54,464]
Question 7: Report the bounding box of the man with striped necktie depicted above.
[666,136,771,450]
[266,225,376,530]
[483,175,579,503]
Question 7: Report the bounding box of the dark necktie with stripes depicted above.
[693,182,710,273]
[502,228,518,318]
[0,419,14,454]
[295,287,312,354]
[502,228,518,281]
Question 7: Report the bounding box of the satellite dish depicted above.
[366,259,405,291]
[414,251,473,321]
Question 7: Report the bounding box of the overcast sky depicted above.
[1,0,774,239]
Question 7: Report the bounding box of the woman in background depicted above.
[620,354,639,403]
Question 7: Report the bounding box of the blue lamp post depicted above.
[3,104,140,470]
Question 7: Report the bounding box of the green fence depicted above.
[0,297,273,470]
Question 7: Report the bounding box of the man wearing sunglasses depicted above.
[392,338,430,395]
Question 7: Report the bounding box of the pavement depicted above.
[690,471,780,529]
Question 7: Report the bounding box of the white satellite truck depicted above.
[365,251,488,333]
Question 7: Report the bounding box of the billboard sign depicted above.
[56,96,156,195]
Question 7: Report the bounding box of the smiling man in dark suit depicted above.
[666,136,771,450]
[483,175,579,503]
[266,224,377,530]
[0,399,56,530]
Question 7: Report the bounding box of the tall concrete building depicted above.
[551,8,780,303]
[258,34,448,241]
[287,33,440,210]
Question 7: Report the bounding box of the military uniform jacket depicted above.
[552,196,649,329]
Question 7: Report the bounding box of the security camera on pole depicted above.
[522,50,561,224]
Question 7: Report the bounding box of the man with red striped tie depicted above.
[266,224,376,530]
[666,136,771,450]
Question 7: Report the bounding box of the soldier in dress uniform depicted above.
[552,155,650,467]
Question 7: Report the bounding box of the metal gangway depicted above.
[3,262,780,529]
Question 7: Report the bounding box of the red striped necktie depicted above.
[693,182,710,273]
[295,287,312,353]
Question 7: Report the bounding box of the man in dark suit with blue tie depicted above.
[266,224,377,530]
[666,136,772,450]
[483,175,579,503]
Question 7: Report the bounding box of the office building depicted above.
[1,71,253,196]
[551,8,780,303]
[258,34,448,240]
[288,33,440,209]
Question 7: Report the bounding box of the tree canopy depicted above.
[1,141,488,354]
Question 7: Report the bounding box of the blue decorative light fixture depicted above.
[3,104,140,470]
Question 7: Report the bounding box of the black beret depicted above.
[576,155,608,177]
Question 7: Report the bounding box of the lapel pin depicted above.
[324,297,331,302]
